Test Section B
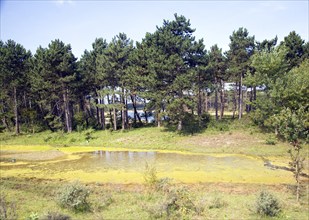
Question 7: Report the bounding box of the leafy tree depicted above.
[270,107,308,201]
[245,45,288,127]
[0,40,32,134]
[258,59,309,201]
[226,28,255,119]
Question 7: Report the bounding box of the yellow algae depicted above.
[0,148,297,185]
[0,145,54,152]
[0,166,294,184]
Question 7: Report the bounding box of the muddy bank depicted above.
[0,149,66,161]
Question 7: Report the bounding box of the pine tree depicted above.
[0,40,32,134]
[31,40,77,132]
[97,33,133,130]
[226,28,255,119]
[208,45,227,120]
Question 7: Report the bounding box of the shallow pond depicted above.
[0,150,294,184]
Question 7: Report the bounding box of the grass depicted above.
[0,177,308,219]
[0,118,308,219]
[0,121,296,158]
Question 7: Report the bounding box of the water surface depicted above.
[0,150,294,184]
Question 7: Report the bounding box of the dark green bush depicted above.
[255,191,281,217]
[265,135,277,145]
[56,181,90,212]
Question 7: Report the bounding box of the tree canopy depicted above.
[0,15,308,139]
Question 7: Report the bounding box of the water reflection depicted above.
[1,150,294,183]
[63,150,262,174]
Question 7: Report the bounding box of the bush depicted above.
[26,212,39,220]
[56,181,90,212]
[208,194,227,209]
[144,186,196,219]
[96,193,113,211]
[0,195,17,220]
[265,135,277,145]
[143,162,158,187]
[255,191,281,217]
[40,211,71,220]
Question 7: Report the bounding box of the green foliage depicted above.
[282,31,306,69]
[265,135,277,145]
[255,191,281,217]
[0,195,17,220]
[56,181,90,212]
[26,212,39,220]
[269,107,308,144]
[208,118,230,131]
[84,128,95,142]
[144,186,197,219]
[143,162,158,187]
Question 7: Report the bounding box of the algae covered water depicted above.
[0,150,294,184]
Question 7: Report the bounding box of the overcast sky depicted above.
[1,0,308,59]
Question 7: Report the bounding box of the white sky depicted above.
[1,0,308,59]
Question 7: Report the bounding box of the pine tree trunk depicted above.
[106,94,111,128]
[233,82,237,119]
[125,91,128,128]
[252,86,257,111]
[157,108,161,127]
[63,88,72,133]
[143,99,148,124]
[197,73,202,116]
[177,120,182,131]
[131,94,142,124]
[101,98,105,129]
[220,79,225,119]
[238,74,243,120]
[96,106,100,127]
[14,87,20,135]
[205,92,208,112]
[215,78,218,120]
[248,87,253,112]
[121,88,127,130]
[113,93,117,131]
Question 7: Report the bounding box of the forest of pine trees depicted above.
[1,14,308,135]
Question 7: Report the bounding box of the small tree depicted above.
[271,107,308,201]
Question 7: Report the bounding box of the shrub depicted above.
[155,177,172,192]
[255,191,281,217]
[265,135,277,145]
[143,162,158,187]
[0,195,17,220]
[40,211,71,220]
[26,212,39,220]
[208,194,227,209]
[96,193,113,211]
[144,186,196,219]
[56,181,90,212]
